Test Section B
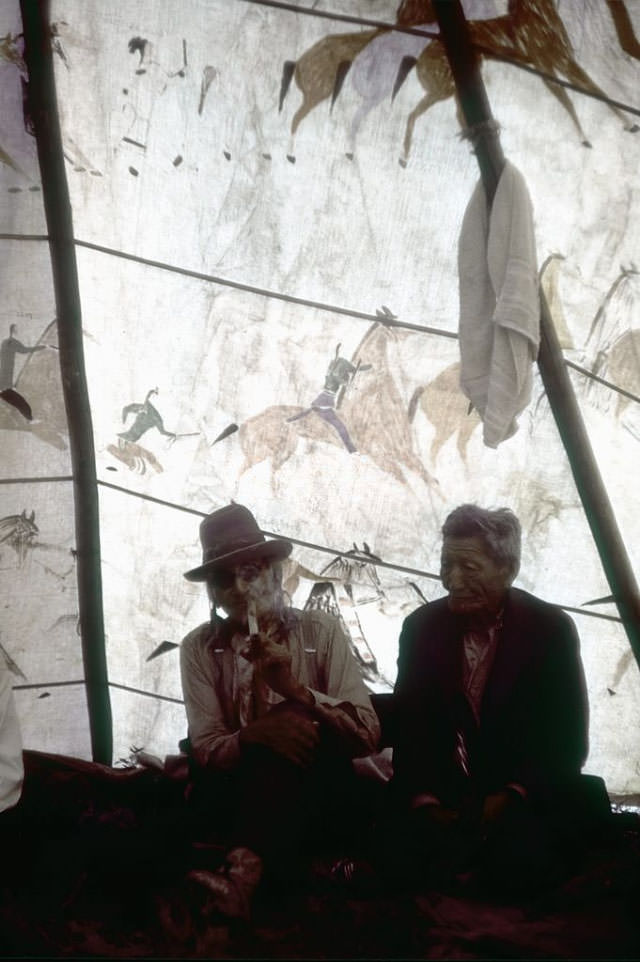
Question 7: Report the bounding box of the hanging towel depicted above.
[458,161,540,448]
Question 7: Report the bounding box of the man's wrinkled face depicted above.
[208,558,277,623]
[440,535,511,614]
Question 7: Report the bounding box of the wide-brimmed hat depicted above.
[183,503,293,582]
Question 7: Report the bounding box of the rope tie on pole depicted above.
[460,119,501,144]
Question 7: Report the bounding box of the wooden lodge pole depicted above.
[431,0,640,665]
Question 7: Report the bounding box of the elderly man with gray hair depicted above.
[381,503,606,896]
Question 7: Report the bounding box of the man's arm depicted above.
[505,608,589,799]
[238,710,321,767]
[391,607,448,807]
[303,612,381,757]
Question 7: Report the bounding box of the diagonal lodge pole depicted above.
[21,0,113,763]
[431,0,640,666]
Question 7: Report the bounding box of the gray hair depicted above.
[442,504,521,577]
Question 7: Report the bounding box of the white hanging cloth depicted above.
[458,160,540,448]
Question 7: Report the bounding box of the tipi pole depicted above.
[21,0,113,763]
[432,0,640,663]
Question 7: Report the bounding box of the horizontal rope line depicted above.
[239,0,439,39]
[98,478,442,578]
[2,0,633,125]
[96,479,621,624]
[58,237,640,407]
[12,678,184,705]
[560,604,622,624]
[0,233,49,241]
[474,45,640,120]
[0,235,456,338]
[12,679,85,691]
[242,0,640,120]
[4,234,638,407]
[265,527,441,582]
[73,240,458,339]
[98,478,208,517]
[0,475,73,485]
[3,241,638,409]
[1,0,637,150]
[108,681,185,705]
[566,360,640,406]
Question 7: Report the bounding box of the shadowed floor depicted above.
[1,751,639,959]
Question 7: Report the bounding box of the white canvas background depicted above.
[1,0,638,791]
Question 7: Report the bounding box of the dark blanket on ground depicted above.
[1,750,639,960]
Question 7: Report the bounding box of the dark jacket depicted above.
[391,588,589,810]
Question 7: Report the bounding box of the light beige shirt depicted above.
[180,608,380,770]
[0,669,23,813]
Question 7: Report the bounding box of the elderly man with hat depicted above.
[180,504,380,917]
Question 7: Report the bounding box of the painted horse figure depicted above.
[238,320,439,494]
[279,28,382,160]
[279,0,637,163]
[397,0,638,162]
